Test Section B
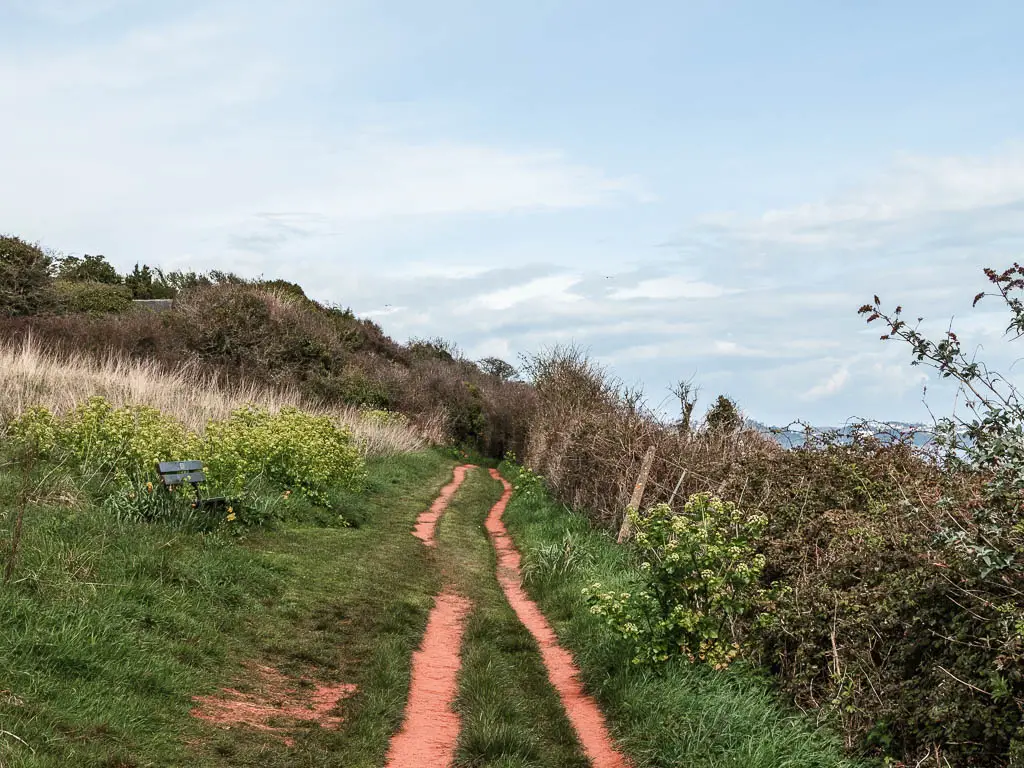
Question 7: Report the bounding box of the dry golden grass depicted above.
[0,336,427,456]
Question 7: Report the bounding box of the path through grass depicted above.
[437,468,590,768]
[0,451,453,767]
[500,462,864,768]
[1,450,863,767]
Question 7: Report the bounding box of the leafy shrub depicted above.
[704,395,743,432]
[478,356,519,381]
[360,408,409,426]
[54,397,195,479]
[124,263,176,299]
[585,494,768,668]
[0,235,53,316]
[5,399,365,509]
[202,406,365,504]
[54,254,121,284]
[51,280,133,314]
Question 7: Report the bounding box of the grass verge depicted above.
[499,462,865,768]
[0,450,453,767]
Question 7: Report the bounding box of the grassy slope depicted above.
[2,449,862,768]
[0,451,453,767]
[438,468,589,768]
[499,463,864,768]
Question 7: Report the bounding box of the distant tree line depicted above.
[0,233,257,316]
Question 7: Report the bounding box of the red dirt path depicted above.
[412,464,475,546]
[486,468,631,768]
[384,592,471,767]
[190,663,357,746]
[385,464,476,766]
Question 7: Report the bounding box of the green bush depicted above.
[31,397,195,479]
[585,494,769,669]
[5,399,365,511]
[202,406,365,504]
[0,235,53,316]
[52,279,133,314]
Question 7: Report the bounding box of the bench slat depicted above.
[160,471,206,486]
[156,460,204,474]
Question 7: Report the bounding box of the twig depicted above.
[936,666,992,697]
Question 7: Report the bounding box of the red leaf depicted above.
[973,291,985,307]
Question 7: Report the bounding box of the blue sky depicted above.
[2,1,1023,426]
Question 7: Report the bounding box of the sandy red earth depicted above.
[412,463,476,546]
[383,592,472,767]
[389,464,629,767]
[190,663,357,747]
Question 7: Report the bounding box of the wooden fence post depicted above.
[617,446,656,544]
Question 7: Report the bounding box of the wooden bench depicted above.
[155,461,225,509]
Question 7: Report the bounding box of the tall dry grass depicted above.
[0,337,426,456]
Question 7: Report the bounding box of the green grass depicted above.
[499,462,865,768]
[0,450,454,767]
[437,469,588,768]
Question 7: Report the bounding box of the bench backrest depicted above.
[155,460,205,487]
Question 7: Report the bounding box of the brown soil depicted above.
[190,663,357,746]
[413,463,475,546]
[384,591,472,767]
[486,468,631,768]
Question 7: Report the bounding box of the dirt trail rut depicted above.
[413,464,475,546]
[384,592,471,767]
[386,465,473,767]
[485,468,630,768]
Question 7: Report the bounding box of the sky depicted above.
[2,0,1023,426]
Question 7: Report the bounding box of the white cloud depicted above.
[697,146,1024,248]
[467,275,584,312]
[802,367,850,400]
[0,5,644,267]
[610,276,728,301]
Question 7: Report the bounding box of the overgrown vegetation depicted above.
[585,493,769,669]
[6,396,366,527]
[519,270,1024,765]
[3,231,1023,766]
[0,244,535,453]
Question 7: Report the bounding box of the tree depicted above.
[671,378,699,434]
[124,263,175,299]
[478,356,519,381]
[704,395,742,432]
[56,254,121,285]
[0,235,53,316]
